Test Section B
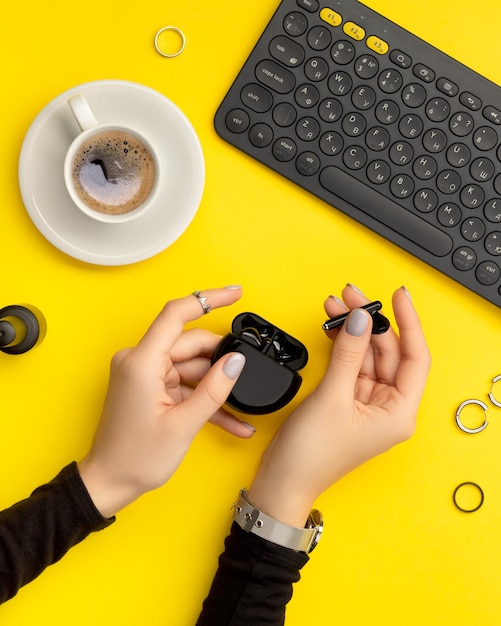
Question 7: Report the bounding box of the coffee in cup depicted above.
[64,95,160,223]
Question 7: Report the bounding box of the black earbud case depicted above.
[212,312,308,415]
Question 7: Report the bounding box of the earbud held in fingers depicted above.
[212,312,308,415]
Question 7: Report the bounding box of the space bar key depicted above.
[319,166,453,257]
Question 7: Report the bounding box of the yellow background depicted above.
[2,0,501,623]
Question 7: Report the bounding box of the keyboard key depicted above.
[241,84,273,113]
[413,155,437,179]
[328,71,353,96]
[318,98,343,122]
[453,247,476,270]
[423,128,447,153]
[304,56,330,81]
[365,126,390,151]
[284,12,309,36]
[402,83,427,108]
[297,0,318,11]
[269,36,305,67]
[460,91,482,111]
[366,35,389,55]
[485,232,501,255]
[473,126,498,151]
[225,109,250,133]
[449,112,474,137]
[483,105,501,125]
[307,25,332,50]
[390,49,412,68]
[273,102,297,126]
[343,21,366,41]
[476,261,500,285]
[461,217,486,241]
[375,100,399,124]
[354,55,379,79]
[255,59,296,94]
[437,170,461,194]
[343,146,367,169]
[319,166,453,256]
[367,160,391,184]
[273,137,297,161]
[437,77,459,97]
[296,151,321,175]
[249,124,273,147]
[331,41,355,64]
[320,131,344,155]
[426,98,450,122]
[295,84,319,108]
[437,203,462,227]
[484,199,501,223]
[320,8,342,27]
[413,64,435,83]
[297,116,320,140]
[378,69,403,94]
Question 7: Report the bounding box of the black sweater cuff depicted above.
[197,521,309,625]
[0,462,114,603]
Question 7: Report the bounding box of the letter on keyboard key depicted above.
[319,166,453,257]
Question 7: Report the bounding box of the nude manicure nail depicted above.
[329,295,348,309]
[347,283,365,296]
[346,309,369,336]
[223,352,246,379]
[240,421,256,433]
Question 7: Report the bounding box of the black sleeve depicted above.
[0,462,114,603]
[197,522,309,626]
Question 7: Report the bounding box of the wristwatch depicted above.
[233,489,323,554]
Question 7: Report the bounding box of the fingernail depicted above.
[402,286,412,302]
[240,421,256,433]
[223,352,246,379]
[329,295,348,309]
[347,283,365,296]
[346,309,369,336]
[224,285,242,290]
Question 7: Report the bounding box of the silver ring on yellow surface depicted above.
[154,26,186,58]
[455,399,489,434]
[488,374,501,408]
[453,482,484,513]
[192,291,211,314]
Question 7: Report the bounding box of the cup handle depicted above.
[68,94,98,131]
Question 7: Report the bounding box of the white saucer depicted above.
[19,80,205,265]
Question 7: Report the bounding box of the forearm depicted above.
[0,462,113,603]
[197,522,308,626]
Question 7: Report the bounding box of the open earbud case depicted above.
[212,312,308,415]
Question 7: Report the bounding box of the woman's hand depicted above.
[78,286,254,518]
[249,285,431,527]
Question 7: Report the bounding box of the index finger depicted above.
[135,286,243,359]
[392,287,431,405]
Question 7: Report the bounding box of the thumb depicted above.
[322,308,372,396]
[179,352,246,434]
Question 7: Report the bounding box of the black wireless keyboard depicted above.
[215,0,501,309]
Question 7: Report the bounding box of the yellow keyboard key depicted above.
[367,35,389,55]
[343,21,366,41]
[320,8,342,27]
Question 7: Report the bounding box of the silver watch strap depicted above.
[232,489,323,553]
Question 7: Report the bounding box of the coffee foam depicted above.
[71,129,156,215]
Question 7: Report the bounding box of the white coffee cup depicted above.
[64,94,161,223]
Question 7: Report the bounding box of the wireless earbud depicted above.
[212,312,308,415]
